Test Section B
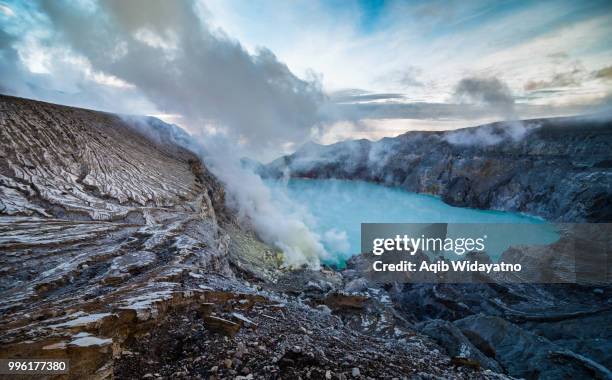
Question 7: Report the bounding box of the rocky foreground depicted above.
[0,95,517,379]
[262,116,612,222]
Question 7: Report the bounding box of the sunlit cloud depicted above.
[0,3,14,17]
[1,0,611,157]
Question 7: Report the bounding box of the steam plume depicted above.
[34,0,331,266]
[38,0,325,159]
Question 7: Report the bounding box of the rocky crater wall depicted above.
[263,117,612,222]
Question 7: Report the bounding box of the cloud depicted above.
[547,51,569,62]
[0,25,21,93]
[524,62,585,91]
[453,76,515,117]
[330,90,405,103]
[0,3,14,17]
[593,65,612,80]
[34,0,326,159]
[0,23,157,116]
[2,0,611,152]
[377,66,424,89]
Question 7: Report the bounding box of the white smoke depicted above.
[118,114,332,268]
[322,229,350,256]
[25,0,337,267]
[446,77,534,146]
[444,120,533,146]
[191,135,331,268]
[35,0,326,161]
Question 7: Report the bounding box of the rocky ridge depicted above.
[262,117,612,222]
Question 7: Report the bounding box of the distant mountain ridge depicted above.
[262,116,612,222]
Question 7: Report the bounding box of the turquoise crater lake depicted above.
[266,178,560,267]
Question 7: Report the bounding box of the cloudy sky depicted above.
[1,0,611,160]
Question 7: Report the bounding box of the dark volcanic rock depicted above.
[113,292,509,380]
[454,314,611,380]
[259,114,612,378]
[418,319,503,373]
[263,116,612,222]
[345,242,611,379]
[389,281,612,379]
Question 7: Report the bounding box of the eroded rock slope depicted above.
[0,94,240,377]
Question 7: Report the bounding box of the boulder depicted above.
[454,314,600,379]
[419,319,502,372]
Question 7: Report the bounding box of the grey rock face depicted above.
[454,314,612,380]
[389,281,612,379]
[0,94,237,377]
[263,117,612,222]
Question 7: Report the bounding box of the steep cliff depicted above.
[264,117,612,222]
[0,94,239,377]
